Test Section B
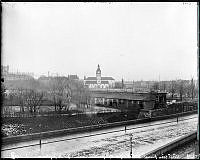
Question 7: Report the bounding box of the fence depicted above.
[2,100,197,118]
[2,112,197,147]
[1,109,120,118]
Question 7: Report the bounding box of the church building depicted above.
[84,65,115,89]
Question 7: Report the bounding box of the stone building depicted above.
[84,65,115,89]
[1,65,34,81]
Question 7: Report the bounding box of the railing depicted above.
[2,112,53,118]
[2,113,197,148]
[1,110,120,118]
[90,88,148,93]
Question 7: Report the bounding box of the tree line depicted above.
[2,77,91,115]
[151,78,197,100]
[115,78,197,101]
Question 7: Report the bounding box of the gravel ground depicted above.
[63,118,197,158]
[162,140,197,159]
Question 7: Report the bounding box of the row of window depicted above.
[94,98,144,105]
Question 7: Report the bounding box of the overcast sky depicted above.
[2,2,197,81]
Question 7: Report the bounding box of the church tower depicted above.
[96,64,101,85]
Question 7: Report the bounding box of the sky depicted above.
[2,2,198,81]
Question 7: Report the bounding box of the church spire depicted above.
[96,64,101,74]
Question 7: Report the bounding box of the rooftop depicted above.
[85,80,109,85]
[85,77,115,81]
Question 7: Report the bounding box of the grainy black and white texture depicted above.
[1,2,198,158]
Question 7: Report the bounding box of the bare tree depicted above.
[190,78,195,99]
[72,81,90,108]
[82,87,91,108]
[146,81,150,90]
[69,80,92,110]
[170,80,176,98]
[178,80,184,101]
[1,82,6,102]
[49,77,71,113]
[194,85,198,99]
[1,82,7,114]
[15,88,27,113]
[152,82,159,91]
[162,81,166,92]
[24,89,44,114]
[76,83,84,108]
[6,79,45,114]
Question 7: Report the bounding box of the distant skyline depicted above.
[2,2,198,81]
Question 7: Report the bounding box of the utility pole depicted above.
[39,124,42,150]
[177,114,178,123]
[130,135,133,158]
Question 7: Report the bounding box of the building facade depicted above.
[68,75,79,81]
[84,65,115,89]
[1,65,34,81]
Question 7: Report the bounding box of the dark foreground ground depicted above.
[2,107,197,138]
[2,112,129,137]
[2,114,105,137]
[162,140,198,159]
[1,114,198,158]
